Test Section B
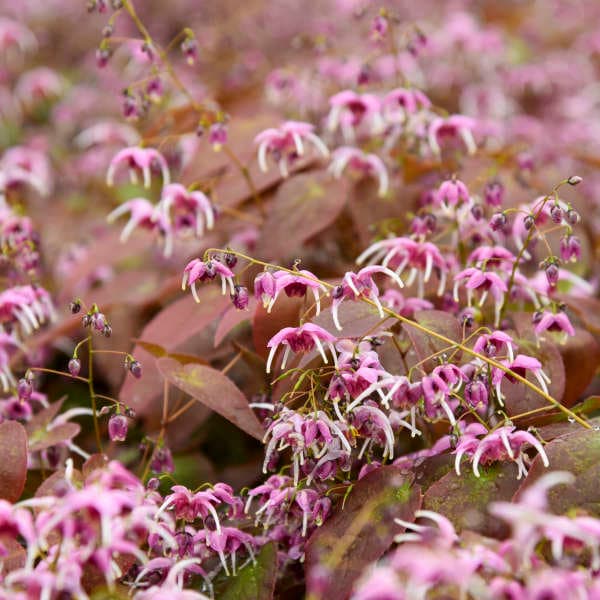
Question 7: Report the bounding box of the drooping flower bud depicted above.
[129,360,142,379]
[231,285,249,310]
[108,414,128,442]
[68,358,81,376]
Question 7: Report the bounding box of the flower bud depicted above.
[69,300,81,314]
[566,209,580,225]
[224,252,237,269]
[465,380,488,408]
[102,324,112,337]
[567,175,583,186]
[17,378,32,400]
[129,360,142,379]
[231,285,249,310]
[489,212,507,232]
[470,204,484,221]
[484,180,504,207]
[524,215,535,230]
[550,204,563,224]
[68,358,81,376]
[545,262,560,287]
[108,414,128,442]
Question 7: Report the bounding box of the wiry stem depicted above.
[202,247,591,429]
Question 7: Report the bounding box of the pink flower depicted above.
[357,237,448,298]
[14,67,63,106]
[453,267,508,325]
[254,269,326,315]
[492,353,551,399]
[0,17,37,54]
[435,178,470,211]
[266,324,337,373]
[331,265,404,330]
[157,183,215,238]
[457,425,549,478]
[74,121,140,149]
[467,246,515,271]
[472,330,516,361]
[255,121,328,177]
[182,258,235,302]
[428,114,477,156]
[329,146,389,196]
[382,87,431,124]
[106,147,170,188]
[0,285,55,337]
[534,310,575,340]
[107,197,169,246]
[327,90,384,141]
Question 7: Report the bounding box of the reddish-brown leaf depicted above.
[255,170,348,261]
[423,462,521,538]
[157,357,264,440]
[514,428,600,516]
[215,299,257,347]
[403,310,462,372]
[0,421,28,502]
[305,467,421,600]
[119,288,230,415]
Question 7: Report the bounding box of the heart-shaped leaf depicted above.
[0,421,28,502]
[157,357,264,440]
[305,467,421,600]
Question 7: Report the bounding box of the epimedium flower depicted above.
[453,267,508,326]
[455,425,549,479]
[467,245,515,272]
[0,284,55,336]
[472,330,516,362]
[434,178,470,212]
[0,17,37,55]
[491,353,551,401]
[357,237,448,298]
[106,197,170,246]
[381,87,431,124]
[157,183,216,238]
[331,266,404,330]
[74,120,140,149]
[427,114,477,156]
[326,90,384,141]
[253,269,326,315]
[265,323,337,374]
[255,121,329,177]
[106,146,170,189]
[329,146,389,197]
[533,309,575,341]
[182,258,235,302]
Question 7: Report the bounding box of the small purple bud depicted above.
[102,324,112,337]
[567,175,583,186]
[560,235,581,263]
[224,252,238,268]
[129,360,142,378]
[524,215,535,230]
[69,300,81,314]
[470,204,484,221]
[108,414,128,442]
[17,378,32,401]
[181,37,198,65]
[465,380,488,408]
[102,24,114,38]
[147,477,160,490]
[150,447,174,474]
[566,209,580,225]
[545,263,560,287]
[82,314,92,328]
[209,123,227,149]
[489,212,507,232]
[484,180,504,207]
[95,48,112,69]
[550,204,563,224]
[68,358,81,376]
[92,313,106,331]
[532,310,544,324]
[231,285,249,310]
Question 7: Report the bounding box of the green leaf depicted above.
[219,542,278,600]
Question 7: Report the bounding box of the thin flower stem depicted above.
[202,247,591,429]
[166,398,196,424]
[28,367,88,384]
[87,334,103,453]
